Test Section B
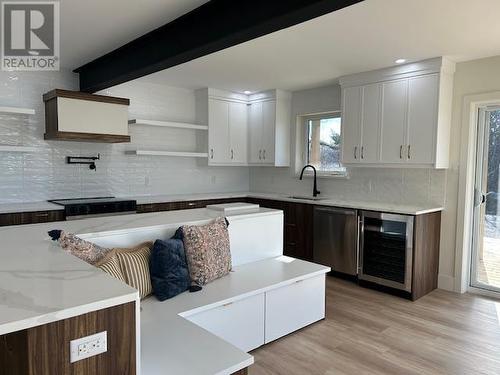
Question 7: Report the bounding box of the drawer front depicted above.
[265,275,325,343]
[186,293,265,352]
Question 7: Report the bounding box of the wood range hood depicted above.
[43,89,131,143]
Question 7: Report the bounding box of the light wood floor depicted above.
[249,277,500,375]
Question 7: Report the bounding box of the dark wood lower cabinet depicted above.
[0,302,136,375]
[411,211,441,300]
[0,210,65,227]
[358,211,442,301]
[137,197,244,213]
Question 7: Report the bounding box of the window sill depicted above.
[298,170,350,180]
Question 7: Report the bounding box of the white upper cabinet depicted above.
[201,88,291,167]
[228,101,248,164]
[406,74,439,164]
[208,98,230,164]
[341,86,362,164]
[248,101,263,164]
[361,83,382,163]
[248,90,291,167]
[380,79,408,164]
[339,57,455,168]
[205,89,248,166]
[341,83,381,164]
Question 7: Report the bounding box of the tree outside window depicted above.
[306,114,346,175]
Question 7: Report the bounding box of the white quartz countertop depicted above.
[0,223,138,336]
[0,191,443,216]
[246,193,444,215]
[0,207,278,336]
[128,192,442,215]
[141,256,330,375]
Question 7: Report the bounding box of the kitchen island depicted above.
[0,206,307,375]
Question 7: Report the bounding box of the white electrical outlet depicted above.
[70,331,107,363]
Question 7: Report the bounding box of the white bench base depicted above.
[141,257,330,375]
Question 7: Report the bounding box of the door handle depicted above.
[399,145,403,159]
[407,145,411,159]
[474,189,487,206]
[314,207,357,215]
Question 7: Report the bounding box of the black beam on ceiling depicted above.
[74,0,364,93]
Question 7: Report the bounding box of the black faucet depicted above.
[299,165,320,197]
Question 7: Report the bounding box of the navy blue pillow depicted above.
[150,232,191,301]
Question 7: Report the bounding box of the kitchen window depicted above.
[304,112,346,176]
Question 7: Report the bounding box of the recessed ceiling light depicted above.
[395,59,406,64]
[244,90,252,95]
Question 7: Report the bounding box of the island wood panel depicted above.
[232,368,249,375]
[0,210,64,227]
[0,302,136,375]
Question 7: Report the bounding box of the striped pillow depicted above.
[116,247,152,299]
[97,255,126,283]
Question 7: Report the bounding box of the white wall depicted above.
[0,71,249,203]
[441,55,500,291]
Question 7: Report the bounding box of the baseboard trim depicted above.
[438,274,455,291]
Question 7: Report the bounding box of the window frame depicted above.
[301,111,348,178]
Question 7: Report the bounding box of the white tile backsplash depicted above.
[0,71,248,203]
[0,72,445,207]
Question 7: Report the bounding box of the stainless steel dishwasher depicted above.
[313,206,359,276]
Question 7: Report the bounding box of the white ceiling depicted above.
[60,0,209,69]
[61,0,500,93]
[135,0,500,93]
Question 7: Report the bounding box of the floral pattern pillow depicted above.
[181,217,231,286]
[58,231,110,265]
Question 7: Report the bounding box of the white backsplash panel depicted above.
[0,71,249,203]
[249,166,446,207]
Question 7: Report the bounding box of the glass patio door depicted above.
[471,107,500,292]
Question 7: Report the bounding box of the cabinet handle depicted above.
[210,149,214,159]
[361,146,364,159]
[399,145,403,159]
[222,302,233,307]
[407,145,411,159]
[259,150,262,160]
[263,149,266,160]
[231,149,234,159]
[354,146,358,159]
[187,202,196,206]
[35,213,49,218]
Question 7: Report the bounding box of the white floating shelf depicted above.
[126,150,209,158]
[0,145,38,152]
[128,119,208,131]
[0,106,35,115]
